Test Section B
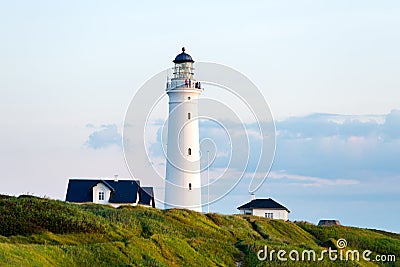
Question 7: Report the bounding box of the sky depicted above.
[0,1,399,233]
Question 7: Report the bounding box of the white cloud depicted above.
[268,170,360,187]
[85,124,122,149]
[276,110,400,140]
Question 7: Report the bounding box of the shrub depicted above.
[0,197,105,236]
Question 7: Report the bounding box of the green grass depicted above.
[0,195,398,266]
[0,195,105,236]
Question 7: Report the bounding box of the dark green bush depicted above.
[0,197,105,236]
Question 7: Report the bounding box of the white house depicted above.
[65,178,155,208]
[237,197,290,220]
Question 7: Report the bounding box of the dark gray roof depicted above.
[139,187,155,208]
[173,47,194,63]
[66,179,141,204]
[318,220,341,226]
[237,198,290,212]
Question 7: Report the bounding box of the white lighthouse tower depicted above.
[164,47,202,212]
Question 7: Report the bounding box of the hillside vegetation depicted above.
[0,195,398,266]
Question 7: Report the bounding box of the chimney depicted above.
[251,193,255,200]
[114,174,119,182]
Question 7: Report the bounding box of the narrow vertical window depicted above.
[188,148,192,155]
[189,183,192,190]
[187,97,191,100]
[99,191,105,201]
[188,112,191,120]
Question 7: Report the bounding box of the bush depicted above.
[0,197,105,236]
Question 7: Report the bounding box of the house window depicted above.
[188,148,192,155]
[244,210,252,215]
[188,112,191,120]
[189,183,192,190]
[99,191,105,201]
[265,212,273,219]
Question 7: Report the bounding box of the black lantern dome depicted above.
[173,47,194,63]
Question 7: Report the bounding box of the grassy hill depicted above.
[0,195,398,266]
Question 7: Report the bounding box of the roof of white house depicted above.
[140,187,155,207]
[237,198,290,212]
[65,179,154,206]
[318,220,341,226]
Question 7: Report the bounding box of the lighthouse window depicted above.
[187,97,191,100]
[188,148,192,155]
[189,183,192,190]
[188,113,191,120]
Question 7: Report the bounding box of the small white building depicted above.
[65,178,155,208]
[237,197,290,221]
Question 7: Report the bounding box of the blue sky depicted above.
[0,1,399,232]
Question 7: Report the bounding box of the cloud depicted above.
[268,171,359,187]
[273,110,400,180]
[92,110,400,188]
[276,113,381,139]
[382,109,400,139]
[276,110,400,141]
[85,124,122,149]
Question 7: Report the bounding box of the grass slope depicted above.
[0,195,398,266]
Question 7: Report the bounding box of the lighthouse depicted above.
[164,47,202,212]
